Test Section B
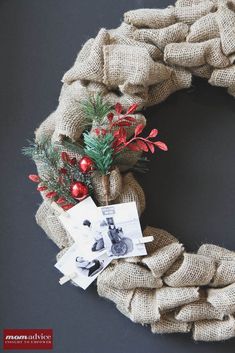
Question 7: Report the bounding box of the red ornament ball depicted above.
[79,156,94,173]
[70,181,89,201]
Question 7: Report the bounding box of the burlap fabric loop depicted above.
[97,227,235,341]
[33,0,235,342]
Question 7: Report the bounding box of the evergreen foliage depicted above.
[83,132,114,175]
[22,139,92,205]
[80,94,113,126]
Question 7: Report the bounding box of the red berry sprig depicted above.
[91,102,168,155]
[28,151,93,211]
[93,103,138,137]
[113,123,168,154]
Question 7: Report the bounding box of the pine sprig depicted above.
[80,94,113,125]
[23,139,93,208]
[62,137,84,155]
[22,139,61,170]
[83,132,114,175]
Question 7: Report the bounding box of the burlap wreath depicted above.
[34,0,235,342]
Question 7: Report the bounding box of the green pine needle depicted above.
[62,137,84,155]
[83,132,114,175]
[22,139,62,173]
[80,94,113,125]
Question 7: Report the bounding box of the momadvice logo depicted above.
[3,329,53,350]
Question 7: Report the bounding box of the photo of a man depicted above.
[82,219,104,252]
[58,197,106,260]
[98,203,145,259]
[55,243,111,290]
[75,256,104,277]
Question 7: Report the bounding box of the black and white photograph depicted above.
[55,243,111,290]
[59,197,105,260]
[98,202,147,259]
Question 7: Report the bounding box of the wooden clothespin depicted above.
[59,272,77,285]
[134,236,154,245]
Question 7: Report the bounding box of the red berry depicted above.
[37,185,47,191]
[59,168,67,174]
[57,197,66,204]
[61,151,70,162]
[62,204,74,210]
[46,191,57,198]
[70,158,77,166]
[28,174,40,182]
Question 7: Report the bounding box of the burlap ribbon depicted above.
[96,227,235,341]
[34,0,235,341]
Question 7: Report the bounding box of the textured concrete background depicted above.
[0,0,234,352]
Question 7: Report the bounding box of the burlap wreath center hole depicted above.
[139,76,235,251]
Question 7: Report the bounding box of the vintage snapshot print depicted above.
[59,197,106,260]
[98,202,147,259]
[55,243,111,290]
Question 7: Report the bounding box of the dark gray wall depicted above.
[0,0,234,352]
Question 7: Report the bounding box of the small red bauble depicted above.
[79,156,94,173]
[70,181,89,201]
